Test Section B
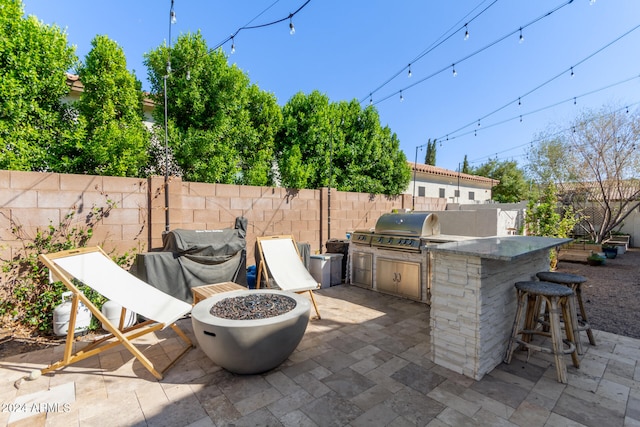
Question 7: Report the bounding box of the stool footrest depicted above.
[511,335,576,356]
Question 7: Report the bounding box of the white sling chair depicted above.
[39,247,193,380]
[255,235,321,319]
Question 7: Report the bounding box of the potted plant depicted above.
[587,252,606,266]
[601,244,618,259]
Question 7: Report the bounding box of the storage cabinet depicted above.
[375,258,421,300]
[351,252,373,288]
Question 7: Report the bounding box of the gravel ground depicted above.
[556,247,640,339]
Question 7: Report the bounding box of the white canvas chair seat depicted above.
[39,247,193,380]
[256,235,321,319]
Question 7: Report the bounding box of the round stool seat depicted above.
[536,271,587,285]
[515,281,574,297]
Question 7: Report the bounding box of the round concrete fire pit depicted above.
[191,289,311,374]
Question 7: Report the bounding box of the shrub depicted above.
[0,199,137,335]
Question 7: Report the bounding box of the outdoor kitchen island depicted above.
[428,236,571,381]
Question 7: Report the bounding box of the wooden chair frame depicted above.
[255,235,321,319]
[39,247,193,380]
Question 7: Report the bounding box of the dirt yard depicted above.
[557,247,640,339]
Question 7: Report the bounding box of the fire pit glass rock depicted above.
[191,289,311,374]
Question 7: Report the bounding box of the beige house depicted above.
[406,162,496,205]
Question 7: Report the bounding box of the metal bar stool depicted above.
[504,281,580,384]
[536,271,596,355]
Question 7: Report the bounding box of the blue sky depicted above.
[24,1,640,172]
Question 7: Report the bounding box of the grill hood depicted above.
[374,212,440,237]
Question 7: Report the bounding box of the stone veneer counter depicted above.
[428,236,571,380]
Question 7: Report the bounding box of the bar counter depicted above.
[428,236,571,380]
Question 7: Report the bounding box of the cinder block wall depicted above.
[1,170,446,267]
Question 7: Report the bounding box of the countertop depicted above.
[429,236,572,261]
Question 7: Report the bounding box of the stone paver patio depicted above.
[1,284,639,426]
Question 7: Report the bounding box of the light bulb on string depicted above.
[574,97,577,105]
[570,67,574,78]
[408,64,412,78]
[166,60,171,74]
[477,120,481,127]
[369,94,373,105]
[289,16,295,35]
[231,36,235,54]
[464,24,469,41]
[170,10,177,24]
[452,64,457,77]
[520,115,523,122]
[186,70,190,81]
[400,90,404,102]
[519,28,524,44]
[518,97,521,107]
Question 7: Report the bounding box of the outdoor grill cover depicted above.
[133,217,248,303]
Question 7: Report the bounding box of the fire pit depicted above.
[191,289,311,374]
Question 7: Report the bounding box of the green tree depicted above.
[461,155,470,174]
[144,32,282,185]
[0,0,78,171]
[471,158,529,203]
[525,182,579,268]
[525,183,577,238]
[69,35,149,176]
[424,139,436,165]
[276,91,332,189]
[275,91,410,195]
[526,105,640,242]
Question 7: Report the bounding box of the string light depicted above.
[289,16,295,35]
[169,2,178,24]
[464,24,469,41]
[186,69,190,80]
[519,27,524,43]
[452,64,457,77]
[212,0,310,51]
[408,64,412,78]
[400,90,404,102]
[369,94,373,105]
[518,97,521,107]
[359,0,501,104]
[435,26,640,141]
[362,1,580,106]
[519,115,522,122]
[437,84,640,143]
[231,36,235,54]
[570,67,574,78]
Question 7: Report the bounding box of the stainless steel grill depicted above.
[351,212,440,252]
